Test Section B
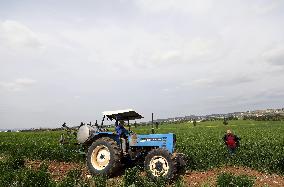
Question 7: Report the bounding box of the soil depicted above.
[25,160,284,186]
[25,160,89,181]
[183,166,284,187]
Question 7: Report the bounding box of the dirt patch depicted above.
[25,160,125,186]
[25,160,284,186]
[25,160,90,181]
[183,166,284,187]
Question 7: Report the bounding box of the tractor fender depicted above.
[85,132,119,146]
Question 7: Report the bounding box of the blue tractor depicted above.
[75,109,186,179]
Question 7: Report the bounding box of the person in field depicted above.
[115,120,129,154]
[223,129,240,155]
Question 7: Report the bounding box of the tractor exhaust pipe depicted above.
[151,113,155,134]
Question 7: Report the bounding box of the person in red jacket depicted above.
[223,129,240,155]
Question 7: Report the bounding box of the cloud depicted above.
[0,1,283,128]
[0,20,42,49]
[0,78,37,92]
[135,0,212,15]
[149,37,222,66]
[14,78,37,85]
[262,46,284,66]
[74,95,81,99]
[61,26,222,72]
[252,1,282,15]
[189,75,254,88]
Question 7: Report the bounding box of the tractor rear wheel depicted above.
[86,137,122,176]
[144,148,177,179]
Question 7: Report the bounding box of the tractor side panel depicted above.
[128,133,175,153]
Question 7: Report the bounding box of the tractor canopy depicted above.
[103,109,143,121]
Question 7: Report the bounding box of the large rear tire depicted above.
[86,137,122,176]
[144,148,177,179]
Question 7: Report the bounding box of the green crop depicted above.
[0,131,83,162]
[134,120,284,174]
[216,172,254,187]
[0,120,283,175]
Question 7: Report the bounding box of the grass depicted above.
[0,120,283,186]
[133,120,284,174]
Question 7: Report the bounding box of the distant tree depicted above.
[223,118,228,125]
[155,122,159,129]
[193,119,197,126]
[228,115,238,120]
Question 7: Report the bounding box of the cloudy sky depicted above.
[0,0,284,129]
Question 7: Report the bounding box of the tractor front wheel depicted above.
[144,148,177,179]
[86,137,122,176]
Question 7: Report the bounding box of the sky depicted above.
[0,0,284,129]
